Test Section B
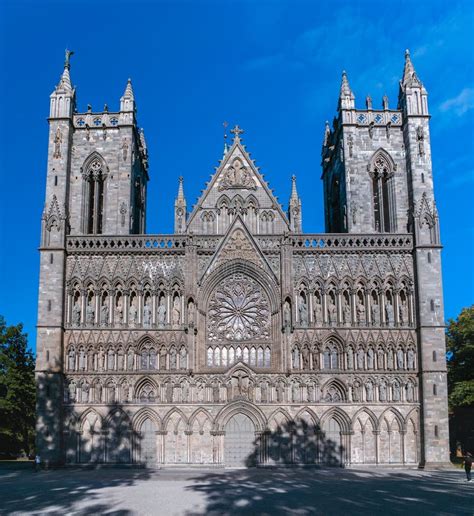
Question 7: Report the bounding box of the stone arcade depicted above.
[36,50,449,468]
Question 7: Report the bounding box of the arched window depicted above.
[369,150,396,233]
[83,156,106,234]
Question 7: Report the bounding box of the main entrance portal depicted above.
[224,413,256,467]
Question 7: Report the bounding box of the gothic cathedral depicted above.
[36,50,449,468]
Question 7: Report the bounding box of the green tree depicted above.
[0,316,36,457]
[446,305,474,409]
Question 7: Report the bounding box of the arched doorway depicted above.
[224,413,256,467]
[140,418,157,466]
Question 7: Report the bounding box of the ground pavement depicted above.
[0,464,471,516]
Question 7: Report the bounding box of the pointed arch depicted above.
[214,400,266,432]
[189,407,213,433]
[162,407,189,432]
[132,407,162,433]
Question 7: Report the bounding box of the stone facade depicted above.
[35,50,449,468]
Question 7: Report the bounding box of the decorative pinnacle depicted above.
[340,70,353,97]
[64,49,74,70]
[177,176,185,200]
[223,121,229,155]
[402,48,416,86]
[123,78,135,99]
[290,174,299,200]
[230,125,244,141]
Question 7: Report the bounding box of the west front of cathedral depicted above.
[35,50,449,468]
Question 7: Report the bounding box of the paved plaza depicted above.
[0,464,471,516]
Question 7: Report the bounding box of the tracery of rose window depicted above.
[207,274,270,342]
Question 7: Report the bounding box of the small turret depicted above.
[398,49,428,115]
[338,71,355,110]
[50,49,76,118]
[174,176,187,233]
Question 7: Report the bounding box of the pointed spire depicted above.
[290,174,299,200]
[124,78,135,100]
[120,78,135,112]
[174,176,187,234]
[401,49,416,86]
[50,50,75,118]
[57,49,74,91]
[323,120,331,147]
[339,70,355,110]
[288,174,302,232]
[177,176,185,200]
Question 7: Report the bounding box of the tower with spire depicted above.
[288,175,302,232]
[174,176,187,233]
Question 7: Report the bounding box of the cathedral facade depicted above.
[36,50,449,468]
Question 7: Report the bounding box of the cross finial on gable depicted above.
[231,125,244,141]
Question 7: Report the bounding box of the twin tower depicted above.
[36,49,448,467]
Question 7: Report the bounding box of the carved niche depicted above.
[207,273,270,342]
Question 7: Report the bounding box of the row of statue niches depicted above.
[284,294,412,327]
[70,296,196,328]
[65,376,417,405]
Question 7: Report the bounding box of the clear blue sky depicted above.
[0,0,473,352]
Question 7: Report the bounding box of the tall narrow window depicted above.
[83,156,106,234]
[370,150,396,232]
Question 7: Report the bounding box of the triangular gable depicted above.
[200,216,277,282]
[187,137,290,232]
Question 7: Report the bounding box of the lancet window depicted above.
[369,150,396,233]
[82,156,106,234]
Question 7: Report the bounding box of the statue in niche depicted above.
[157,297,167,328]
[400,301,409,326]
[107,349,115,370]
[385,301,394,326]
[159,348,167,369]
[166,383,173,403]
[352,382,360,402]
[129,300,138,326]
[78,349,86,370]
[311,349,319,370]
[379,381,387,401]
[179,346,187,369]
[68,382,76,403]
[96,383,103,403]
[122,383,129,402]
[283,300,291,329]
[170,348,177,369]
[187,299,195,325]
[68,348,75,371]
[393,382,401,401]
[307,383,314,402]
[172,297,181,327]
[347,347,354,369]
[261,382,268,403]
[328,299,337,325]
[357,348,365,369]
[371,301,380,325]
[86,302,95,325]
[366,382,374,402]
[98,347,105,371]
[276,382,284,403]
[182,382,189,403]
[357,301,366,324]
[343,302,351,325]
[53,127,62,159]
[292,347,300,369]
[114,300,123,325]
[367,348,374,369]
[100,304,109,326]
[143,302,152,327]
[82,382,89,403]
[377,348,385,369]
[299,296,308,327]
[387,348,394,370]
[407,348,415,370]
[313,299,322,325]
[292,383,299,403]
[212,381,220,402]
[127,349,134,370]
[302,346,310,370]
[72,303,81,326]
[397,349,404,369]
[122,138,129,161]
[117,349,124,370]
[406,382,414,402]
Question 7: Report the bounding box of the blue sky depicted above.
[0,0,473,351]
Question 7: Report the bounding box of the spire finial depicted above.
[223,121,229,155]
[230,124,244,141]
[177,175,185,200]
[290,174,299,200]
[64,49,74,70]
[339,70,355,109]
[401,48,417,87]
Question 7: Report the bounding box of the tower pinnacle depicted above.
[339,70,355,110]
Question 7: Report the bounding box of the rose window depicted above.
[207,274,270,341]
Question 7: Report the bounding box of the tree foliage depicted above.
[0,316,36,457]
[447,305,474,409]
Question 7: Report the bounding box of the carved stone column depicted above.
[137,287,144,326]
[350,288,357,325]
[393,287,401,326]
[365,289,372,325]
[80,289,87,325]
[322,288,328,325]
[379,288,386,326]
[336,288,342,325]
[408,287,415,326]
[123,289,130,325]
[185,430,192,464]
[66,288,73,325]
[152,289,158,326]
[108,289,115,326]
[94,289,100,326]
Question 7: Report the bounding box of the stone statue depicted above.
[377,382,386,402]
[299,296,308,327]
[357,301,366,324]
[357,348,365,369]
[179,346,187,369]
[182,382,189,403]
[292,383,299,402]
[283,300,291,328]
[343,303,351,325]
[117,350,124,370]
[366,382,374,402]
[393,382,401,401]
[78,349,86,370]
[143,302,152,327]
[170,348,177,369]
[347,347,354,369]
[312,349,319,370]
[86,302,95,325]
[292,347,300,369]
[313,299,322,325]
[400,301,409,326]
[352,382,360,402]
[68,349,75,371]
[276,382,284,403]
[100,304,109,326]
[407,348,415,370]
[328,300,337,325]
[172,297,181,327]
[387,348,394,370]
[307,383,314,402]
[98,347,105,371]
[397,348,404,370]
[385,301,394,326]
[72,303,81,326]
[157,297,167,328]
[371,301,380,325]
[377,348,385,369]
[114,301,123,325]
[367,348,374,369]
[261,382,268,403]
[82,382,89,403]
[68,382,76,402]
[302,346,310,370]
[406,382,414,402]
[212,382,220,402]
[107,349,115,370]
[128,301,137,326]
[127,349,134,370]
[166,383,173,403]
[187,299,195,325]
